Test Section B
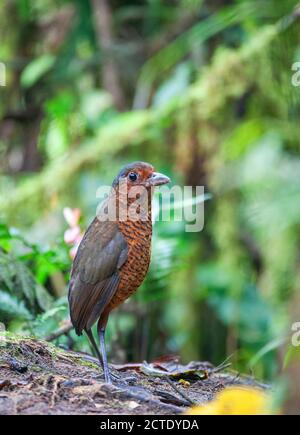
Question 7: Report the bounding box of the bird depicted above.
[68,162,170,383]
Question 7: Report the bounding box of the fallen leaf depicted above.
[73,384,106,398]
[140,362,208,382]
[112,362,142,372]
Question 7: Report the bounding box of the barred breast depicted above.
[104,218,152,312]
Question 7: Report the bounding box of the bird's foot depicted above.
[94,365,136,386]
[105,370,137,387]
[102,366,112,384]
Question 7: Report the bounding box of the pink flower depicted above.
[63,207,81,227]
[64,227,81,244]
[63,207,83,259]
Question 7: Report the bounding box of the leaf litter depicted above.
[0,336,269,414]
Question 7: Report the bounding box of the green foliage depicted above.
[21,54,56,88]
[32,297,69,337]
[0,223,70,329]
[0,290,31,322]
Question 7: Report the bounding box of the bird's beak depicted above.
[149,172,171,187]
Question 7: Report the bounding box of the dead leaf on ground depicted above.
[140,361,209,382]
[113,355,213,383]
[72,383,106,398]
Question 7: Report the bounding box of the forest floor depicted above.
[0,335,268,415]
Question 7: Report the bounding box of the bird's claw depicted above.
[103,370,137,386]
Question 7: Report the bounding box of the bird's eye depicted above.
[128,172,138,182]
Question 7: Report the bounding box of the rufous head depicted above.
[112,162,170,190]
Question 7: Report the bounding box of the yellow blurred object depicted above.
[178,379,191,387]
[185,387,272,415]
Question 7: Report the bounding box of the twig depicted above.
[209,353,235,374]
[211,362,232,374]
[164,377,195,406]
[44,322,72,341]
[155,388,191,407]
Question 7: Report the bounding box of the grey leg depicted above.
[98,326,112,384]
[85,329,103,368]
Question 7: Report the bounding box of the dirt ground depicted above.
[0,335,268,415]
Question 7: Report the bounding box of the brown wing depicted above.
[68,217,128,335]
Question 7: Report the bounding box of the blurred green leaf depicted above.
[222,119,266,161]
[152,63,191,108]
[21,55,56,88]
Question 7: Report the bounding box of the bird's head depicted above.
[112,162,170,191]
[98,162,170,222]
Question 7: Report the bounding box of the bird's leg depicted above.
[85,329,103,368]
[86,327,121,383]
[97,322,112,384]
